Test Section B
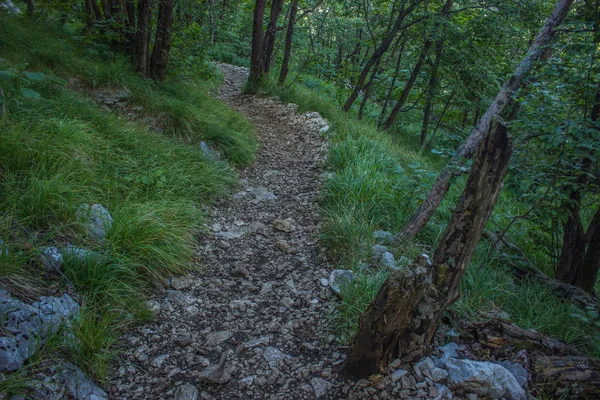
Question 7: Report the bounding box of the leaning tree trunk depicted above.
[400,0,574,238]
[249,0,268,91]
[383,0,452,131]
[382,31,434,130]
[278,0,298,84]
[149,0,175,80]
[344,119,512,378]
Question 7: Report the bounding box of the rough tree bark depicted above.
[400,0,574,238]
[249,0,268,91]
[383,0,452,131]
[344,119,512,378]
[263,0,284,74]
[343,0,422,112]
[149,0,175,80]
[136,0,153,75]
[278,0,299,84]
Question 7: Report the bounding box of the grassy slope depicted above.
[0,14,256,387]
[261,73,600,356]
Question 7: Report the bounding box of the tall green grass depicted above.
[263,73,600,356]
[0,14,256,385]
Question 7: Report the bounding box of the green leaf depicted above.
[431,149,443,155]
[407,162,421,169]
[20,88,41,100]
[0,70,16,80]
[23,71,45,81]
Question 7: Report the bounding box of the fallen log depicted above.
[532,356,600,399]
[462,319,582,357]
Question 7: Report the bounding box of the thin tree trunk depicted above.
[249,0,268,91]
[125,0,136,55]
[84,0,95,33]
[344,119,512,378]
[149,0,175,80]
[91,0,103,21]
[400,0,574,238]
[343,0,421,112]
[136,0,153,75]
[0,88,5,118]
[26,0,34,14]
[425,90,455,150]
[382,34,433,129]
[358,61,380,120]
[420,3,451,147]
[279,0,299,85]
[384,0,452,131]
[264,0,284,74]
[461,108,468,129]
[379,39,406,126]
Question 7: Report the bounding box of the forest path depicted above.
[111,64,349,400]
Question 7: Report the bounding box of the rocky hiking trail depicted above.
[111,65,530,400]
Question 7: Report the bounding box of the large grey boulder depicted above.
[0,292,80,372]
[61,362,108,400]
[76,203,113,241]
[444,358,526,400]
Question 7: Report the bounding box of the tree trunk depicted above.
[136,0,153,75]
[26,0,34,14]
[533,356,600,399]
[249,0,268,91]
[358,61,380,120]
[90,0,103,21]
[84,0,95,33]
[575,206,600,292]
[149,0,175,80]
[556,172,588,285]
[420,11,450,147]
[384,0,452,131]
[278,0,299,85]
[382,34,433,130]
[378,39,406,126]
[461,109,468,129]
[0,88,5,118]
[400,0,574,238]
[125,0,136,55]
[263,0,284,74]
[343,0,421,112]
[344,119,512,378]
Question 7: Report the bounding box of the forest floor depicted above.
[111,64,353,400]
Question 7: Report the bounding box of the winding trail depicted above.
[112,65,348,399]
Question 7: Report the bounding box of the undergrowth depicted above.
[262,73,600,356]
[0,14,256,390]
